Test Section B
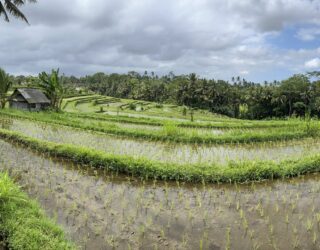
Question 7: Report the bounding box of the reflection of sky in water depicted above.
[2,118,320,165]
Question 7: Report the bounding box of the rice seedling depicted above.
[0,97,320,249]
[1,109,317,145]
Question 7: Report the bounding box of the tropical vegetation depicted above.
[38,69,65,111]
[10,70,320,119]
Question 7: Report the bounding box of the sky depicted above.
[0,0,320,82]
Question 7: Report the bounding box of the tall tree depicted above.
[0,68,12,109]
[280,74,311,116]
[0,0,36,24]
[38,69,65,111]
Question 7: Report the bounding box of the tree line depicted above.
[71,71,320,119]
[6,70,320,119]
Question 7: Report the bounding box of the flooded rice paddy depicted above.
[1,117,320,165]
[0,140,319,249]
[74,117,225,135]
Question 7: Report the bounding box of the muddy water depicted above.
[0,140,319,250]
[1,118,320,165]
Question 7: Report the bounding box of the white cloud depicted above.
[0,0,320,82]
[305,58,320,69]
[228,0,320,31]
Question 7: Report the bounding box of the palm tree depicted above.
[0,0,36,24]
[0,68,12,109]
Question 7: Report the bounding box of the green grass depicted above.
[0,172,75,250]
[61,94,97,110]
[62,95,313,130]
[1,128,320,183]
[0,109,318,145]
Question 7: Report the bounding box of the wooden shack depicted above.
[9,88,50,111]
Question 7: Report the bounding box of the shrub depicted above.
[182,107,187,116]
[162,122,180,137]
[155,103,163,109]
[129,103,136,110]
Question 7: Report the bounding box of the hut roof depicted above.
[10,88,50,104]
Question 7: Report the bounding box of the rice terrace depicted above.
[1,1,320,250]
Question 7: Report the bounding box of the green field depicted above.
[62,94,232,122]
[1,95,320,249]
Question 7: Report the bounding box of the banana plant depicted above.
[38,68,65,111]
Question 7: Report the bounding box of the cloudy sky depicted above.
[1,0,320,82]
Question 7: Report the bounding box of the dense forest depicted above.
[11,71,320,119]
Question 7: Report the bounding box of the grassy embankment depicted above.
[0,109,318,145]
[67,111,303,129]
[0,128,320,183]
[0,173,75,250]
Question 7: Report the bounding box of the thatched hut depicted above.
[9,88,50,111]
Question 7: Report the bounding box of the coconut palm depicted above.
[0,68,12,109]
[0,0,36,24]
